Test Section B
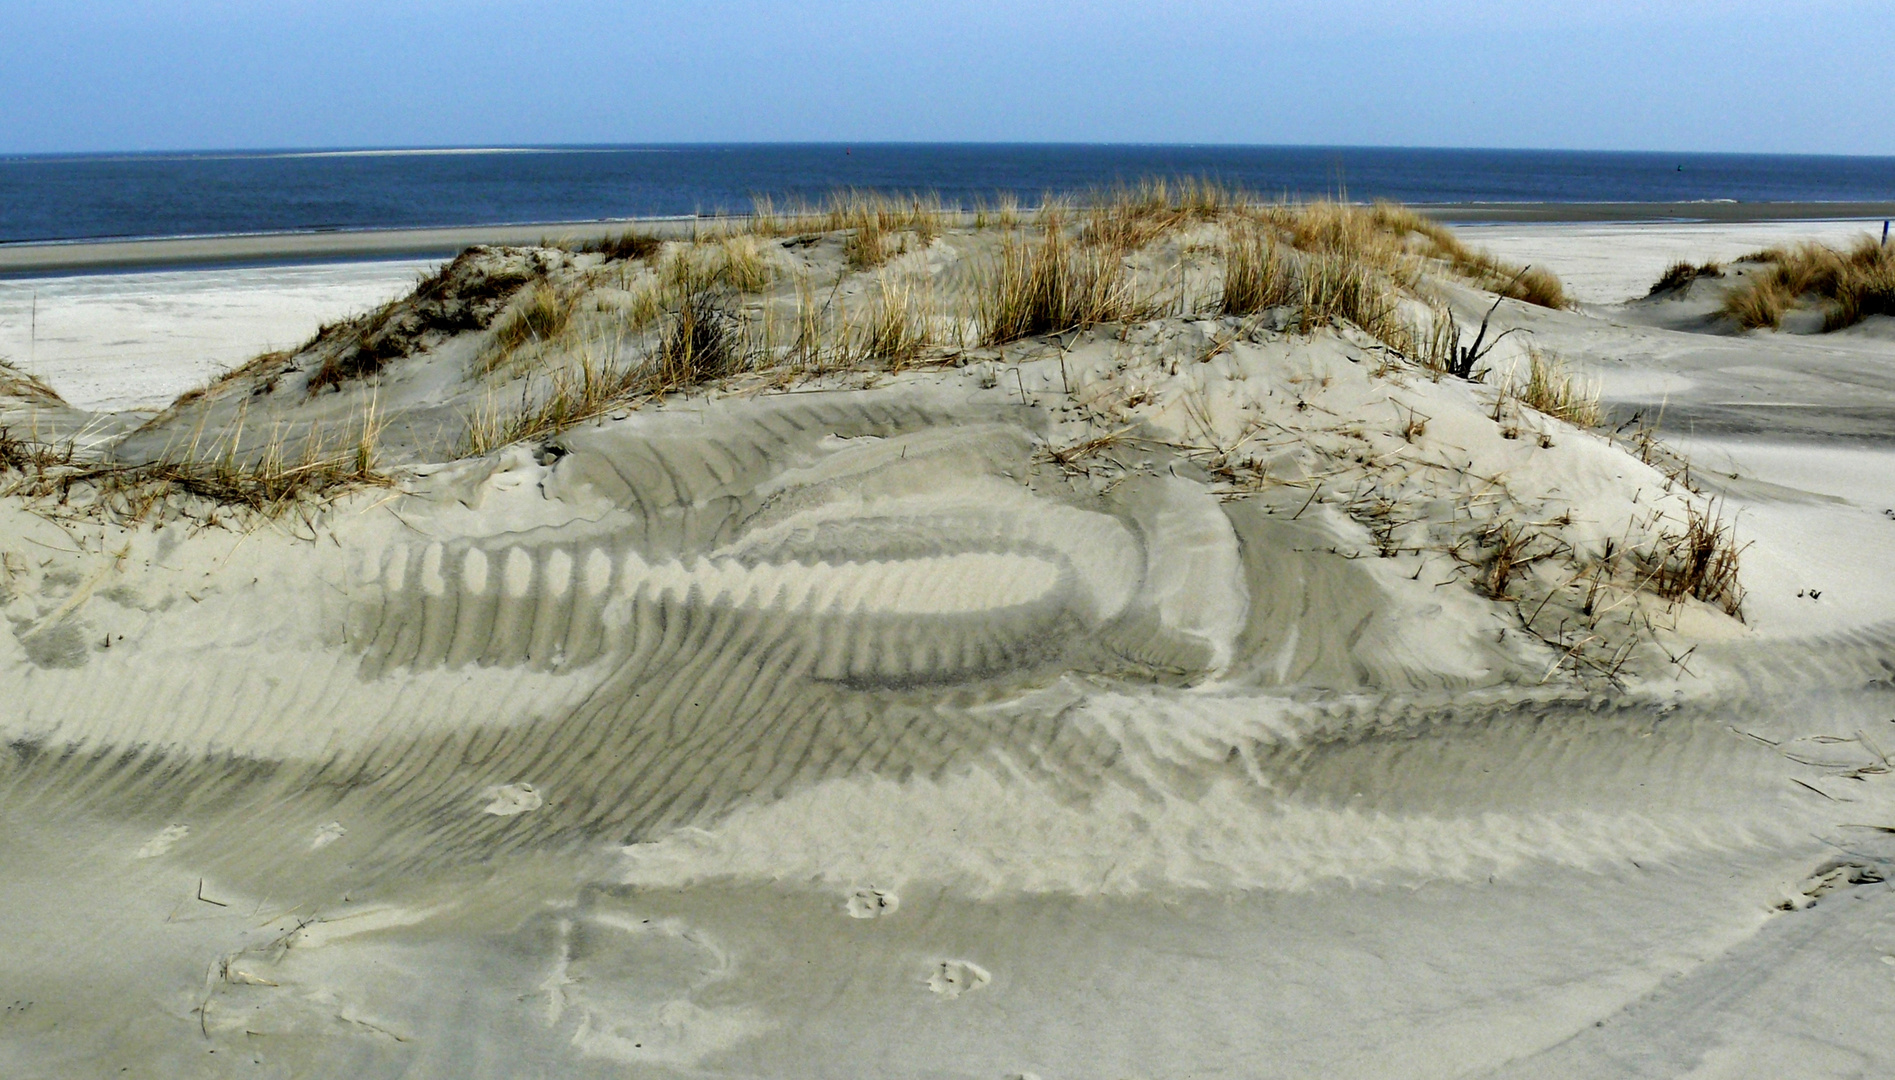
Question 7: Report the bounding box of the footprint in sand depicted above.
[846,887,899,919]
[310,821,348,850]
[927,959,991,999]
[482,782,543,816]
[135,823,188,859]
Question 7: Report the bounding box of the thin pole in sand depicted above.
[29,289,36,365]
[1883,219,1890,246]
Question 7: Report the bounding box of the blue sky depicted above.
[3,1,1893,155]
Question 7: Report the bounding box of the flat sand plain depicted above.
[2,212,1893,1079]
[0,262,433,412]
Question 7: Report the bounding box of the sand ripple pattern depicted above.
[4,388,1893,897]
[349,541,1075,684]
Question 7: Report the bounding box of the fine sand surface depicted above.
[0,262,435,412]
[2,208,1894,1079]
[1465,220,1891,306]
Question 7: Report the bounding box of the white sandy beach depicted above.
[0,261,433,412]
[1467,219,1889,305]
[1,209,1893,1079]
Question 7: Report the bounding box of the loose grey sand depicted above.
[2,214,1893,1079]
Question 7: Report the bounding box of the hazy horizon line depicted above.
[8,141,1895,164]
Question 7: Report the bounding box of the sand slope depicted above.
[3,219,1894,1078]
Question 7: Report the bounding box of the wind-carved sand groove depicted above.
[351,539,1081,684]
[342,393,1191,699]
[0,390,1259,876]
[7,384,1894,896]
[256,401,1185,861]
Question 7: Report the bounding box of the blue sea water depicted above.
[3,144,1895,245]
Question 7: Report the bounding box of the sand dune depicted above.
[2,203,1893,1078]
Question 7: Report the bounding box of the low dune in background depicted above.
[2,196,1893,1079]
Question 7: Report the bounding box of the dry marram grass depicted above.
[1722,236,1895,331]
[1510,349,1603,428]
[1271,200,1566,309]
[979,218,1150,344]
[0,360,65,405]
[1641,503,1746,616]
[463,351,646,456]
[2,398,390,525]
[1648,260,1723,295]
[1079,177,1241,255]
[481,281,577,373]
[857,273,939,368]
[457,191,1572,454]
[751,191,947,270]
[579,230,663,262]
[1219,225,1295,315]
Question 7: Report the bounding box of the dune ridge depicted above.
[3,194,1893,1078]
